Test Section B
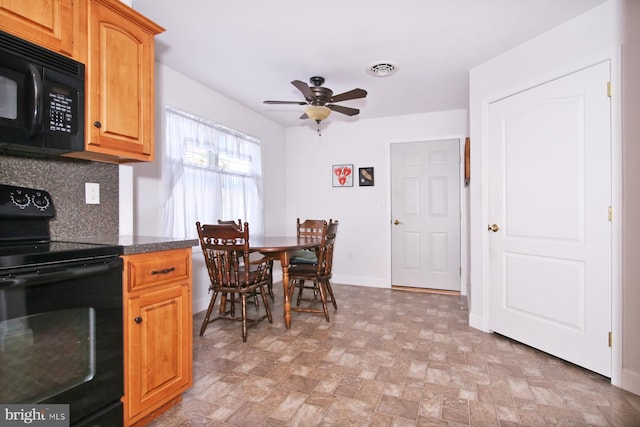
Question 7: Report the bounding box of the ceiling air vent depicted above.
[367,62,397,77]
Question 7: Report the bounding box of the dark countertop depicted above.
[72,235,199,255]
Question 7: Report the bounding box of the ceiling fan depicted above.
[263,76,367,125]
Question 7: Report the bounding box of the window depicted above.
[162,107,264,238]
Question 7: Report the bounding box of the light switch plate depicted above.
[85,182,100,204]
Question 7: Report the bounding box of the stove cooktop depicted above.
[0,184,124,270]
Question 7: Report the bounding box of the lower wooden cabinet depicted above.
[121,248,193,426]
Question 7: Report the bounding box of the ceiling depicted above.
[131,0,606,129]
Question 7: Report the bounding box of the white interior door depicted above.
[488,61,612,376]
[391,140,461,291]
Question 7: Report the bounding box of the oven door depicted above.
[0,256,123,425]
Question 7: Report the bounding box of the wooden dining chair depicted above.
[217,219,259,308]
[288,220,339,321]
[218,219,274,300]
[196,221,273,342]
[217,218,242,229]
[297,218,327,238]
[290,218,327,265]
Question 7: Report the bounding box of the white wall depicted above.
[130,63,287,314]
[620,0,640,395]
[468,0,640,393]
[284,110,467,288]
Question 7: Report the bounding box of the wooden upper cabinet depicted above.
[1,0,164,163]
[0,0,78,57]
[75,0,164,163]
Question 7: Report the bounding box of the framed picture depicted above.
[332,164,353,187]
[359,167,374,186]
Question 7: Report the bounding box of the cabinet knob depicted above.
[134,316,143,324]
[93,121,102,128]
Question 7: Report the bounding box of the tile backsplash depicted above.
[0,154,119,239]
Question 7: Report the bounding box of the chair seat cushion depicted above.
[290,249,317,265]
[214,268,269,290]
[289,263,317,276]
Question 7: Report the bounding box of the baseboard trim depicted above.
[622,367,640,396]
[391,285,460,295]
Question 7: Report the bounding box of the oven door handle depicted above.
[1,260,120,288]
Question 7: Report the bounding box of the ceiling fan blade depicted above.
[263,100,307,105]
[330,88,367,103]
[291,80,313,100]
[299,113,309,120]
[327,104,360,116]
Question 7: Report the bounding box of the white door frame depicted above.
[388,136,470,295]
[472,55,623,386]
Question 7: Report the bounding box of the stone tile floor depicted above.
[149,283,640,426]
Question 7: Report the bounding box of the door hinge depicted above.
[608,206,612,222]
[608,331,613,347]
[607,82,612,98]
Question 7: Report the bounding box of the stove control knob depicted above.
[10,190,30,208]
[32,192,50,210]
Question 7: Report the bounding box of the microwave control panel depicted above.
[46,83,77,135]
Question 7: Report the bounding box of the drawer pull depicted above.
[151,267,176,275]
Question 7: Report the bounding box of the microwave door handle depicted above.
[27,64,43,138]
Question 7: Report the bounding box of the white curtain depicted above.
[162,107,264,239]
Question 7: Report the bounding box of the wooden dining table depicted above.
[250,235,322,329]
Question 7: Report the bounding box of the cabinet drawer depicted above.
[124,248,191,292]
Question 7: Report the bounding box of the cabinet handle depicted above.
[93,121,102,128]
[134,316,143,324]
[151,267,176,275]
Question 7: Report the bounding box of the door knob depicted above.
[393,219,402,225]
[488,224,500,232]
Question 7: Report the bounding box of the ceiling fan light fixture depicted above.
[305,105,331,122]
[367,61,398,77]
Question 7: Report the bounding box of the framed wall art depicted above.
[358,167,374,186]
[332,164,353,187]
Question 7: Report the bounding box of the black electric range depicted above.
[0,184,123,270]
[0,184,125,426]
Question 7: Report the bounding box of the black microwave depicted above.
[0,30,85,156]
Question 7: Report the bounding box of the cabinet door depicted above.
[86,0,162,162]
[125,283,192,422]
[0,0,75,56]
